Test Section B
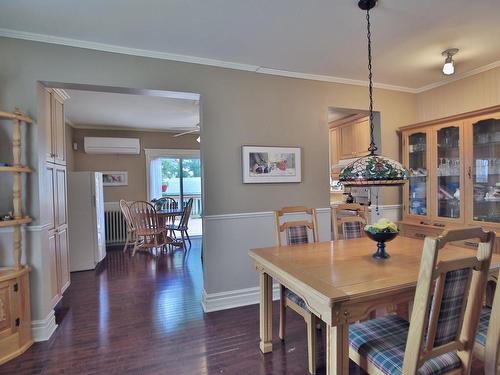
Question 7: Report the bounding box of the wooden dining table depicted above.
[156,207,184,221]
[249,236,500,375]
[156,207,185,244]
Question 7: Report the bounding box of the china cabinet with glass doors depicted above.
[399,105,500,253]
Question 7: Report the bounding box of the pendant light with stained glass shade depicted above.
[339,0,409,187]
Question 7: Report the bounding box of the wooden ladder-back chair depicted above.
[332,203,368,240]
[129,201,170,256]
[349,227,495,375]
[275,206,319,374]
[155,197,179,228]
[119,199,136,253]
[474,273,500,375]
[167,198,193,249]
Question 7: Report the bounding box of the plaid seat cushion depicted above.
[287,225,309,245]
[285,289,310,312]
[349,315,461,375]
[430,268,470,347]
[475,307,491,347]
[343,221,365,239]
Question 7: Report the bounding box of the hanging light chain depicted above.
[366,5,377,155]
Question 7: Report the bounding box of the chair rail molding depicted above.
[201,205,401,313]
[201,207,331,313]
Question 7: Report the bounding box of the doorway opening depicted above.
[146,149,202,237]
[327,106,381,238]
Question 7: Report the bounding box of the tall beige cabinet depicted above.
[43,89,70,308]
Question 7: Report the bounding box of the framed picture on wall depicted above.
[242,146,301,183]
[101,171,128,186]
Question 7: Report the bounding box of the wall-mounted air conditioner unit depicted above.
[84,137,140,155]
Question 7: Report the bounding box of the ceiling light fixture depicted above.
[339,0,409,187]
[442,48,459,75]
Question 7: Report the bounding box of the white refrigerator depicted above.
[68,172,106,271]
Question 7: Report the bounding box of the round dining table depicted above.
[156,207,185,246]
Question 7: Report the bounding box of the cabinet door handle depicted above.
[467,166,472,179]
[415,233,426,238]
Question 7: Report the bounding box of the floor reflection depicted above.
[0,238,486,375]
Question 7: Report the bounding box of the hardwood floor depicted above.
[0,239,486,374]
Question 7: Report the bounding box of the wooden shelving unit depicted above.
[0,166,32,173]
[0,109,33,365]
[399,105,500,254]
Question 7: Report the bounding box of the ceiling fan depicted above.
[172,123,200,137]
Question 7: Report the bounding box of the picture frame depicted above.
[101,171,128,186]
[242,146,301,183]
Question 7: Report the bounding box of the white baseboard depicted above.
[31,310,57,342]
[202,285,280,313]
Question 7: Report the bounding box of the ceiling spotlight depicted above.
[442,48,459,75]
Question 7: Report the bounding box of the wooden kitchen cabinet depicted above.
[354,118,371,156]
[46,163,70,306]
[329,128,340,168]
[56,227,70,294]
[337,117,371,159]
[0,269,32,365]
[45,89,67,165]
[47,231,59,307]
[339,125,355,158]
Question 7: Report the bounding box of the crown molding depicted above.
[69,123,199,134]
[255,67,418,93]
[1,27,500,95]
[52,88,70,101]
[0,28,417,93]
[414,59,500,93]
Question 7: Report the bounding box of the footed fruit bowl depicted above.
[364,219,399,259]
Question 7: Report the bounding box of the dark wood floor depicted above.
[0,239,485,374]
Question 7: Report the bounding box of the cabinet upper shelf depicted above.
[0,110,32,123]
[0,166,32,173]
[0,217,32,228]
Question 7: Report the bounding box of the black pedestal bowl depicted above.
[364,230,399,260]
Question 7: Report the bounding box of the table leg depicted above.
[259,272,273,353]
[326,323,349,375]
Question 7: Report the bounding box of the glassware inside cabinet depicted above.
[437,126,461,219]
[408,132,427,216]
[472,118,500,223]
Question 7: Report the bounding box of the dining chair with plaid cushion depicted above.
[348,227,495,375]
[332,203,368,240]
[473,275,500,375]
[342,219,366,240]
[275,206,319,374]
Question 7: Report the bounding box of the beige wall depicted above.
[0,37,417,316]
[65,124,74,172]
[0,37,417,216]
[416,66,500,122]
[68,127,199,202]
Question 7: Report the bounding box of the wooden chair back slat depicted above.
[275,207,318,247]
[179,198,193,228]
[119,199,135,231]
[402,227,496,374]
[332,203,368,240]
[129,201,161,232]
[485,273,500,374]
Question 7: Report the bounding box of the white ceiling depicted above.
[1,0,500,90]
[65,89,200,131]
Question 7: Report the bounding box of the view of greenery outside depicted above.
[161,158,201,179]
